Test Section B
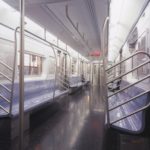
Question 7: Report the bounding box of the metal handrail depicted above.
[0,51,15,114]
[107,60,150,84]
[57,77,70,86]
[101,16,110,125]
[0,22,71,55]
[56,64,70,87]
[55,58,70,90]
[106,52,150,71]
[53,43,72,77]
[57,74,70,81]
[0,94,10,103]
[0,72,12,81]
[111,100,150,124]
[107,69,125,76]
[59,83,69,90]
[57,66,69,73]
[59,82,69,88]
[0,60,13,71]
[58,70,69,75]
[57,68,70,77]
[108,74,150,98]
[0,23,71,115]
[58,68,69,73]
[58,78,70,85]
[0,105,9,113]
[10,27,20,114]
[57,75,69,88]
[65,5,90,50]
[0,83,11,93]
[58,78,70,87]
[50,46,57,100]
[106,51,150,126]
[109,90,150,111]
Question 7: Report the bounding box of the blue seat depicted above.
[69,76,83,88]
[0,79,69,117]
[108,80,150,134]
[69,76,89,88]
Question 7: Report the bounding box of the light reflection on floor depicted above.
[1,86,150,150]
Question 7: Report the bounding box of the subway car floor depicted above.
[1,86,150,150]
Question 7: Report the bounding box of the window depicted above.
[72,58,77,74]
[93,65,96,74]
[133,35,148,78]
[18,53,42,75]
[80,61,84,74]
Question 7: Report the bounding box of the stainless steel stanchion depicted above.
[19,0,25,149]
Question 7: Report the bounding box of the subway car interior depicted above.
[0,0,150,149]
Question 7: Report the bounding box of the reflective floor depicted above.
[1,86,150,150]
[26,86,106,150]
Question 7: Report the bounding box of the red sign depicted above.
[89,50,101,57]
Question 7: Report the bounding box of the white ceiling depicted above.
[109,0,149,61]
[4,0,108,57]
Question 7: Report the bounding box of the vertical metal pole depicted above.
[98,62,100,87]
[132,55,134,77]
[78,53,80,76]
[51,46,57,100]
[99,63,101,88]
[101,16,110,125]
[44,28,46,40]
[119,49,123,77]
[19,0,25,149]
[90,63,92,82]
[10,27,19,114]
[91,63,94,85]
[64,53,67,82]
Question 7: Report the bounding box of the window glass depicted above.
[46,32,57,45]
[58,40,66,49]
[18,53,42,76]
[72,58,77,74]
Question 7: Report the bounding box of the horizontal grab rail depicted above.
[106,51,150,72]
[0,60,13,71]
[109,90,150,111]
[0,22,70,55]
[108,74,150,98]
[107,60,150,84]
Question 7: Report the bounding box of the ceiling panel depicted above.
[109,0,149,61]
[3,0,108,58]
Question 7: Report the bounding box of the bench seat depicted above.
[0,79,69,118]
[69,76,89,88]
[107,80,149,134]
